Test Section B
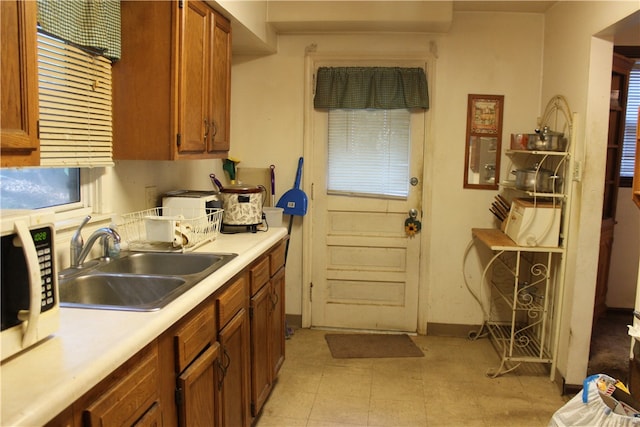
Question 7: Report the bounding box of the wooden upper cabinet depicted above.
[1,0,40,167]
[113,0,231,160]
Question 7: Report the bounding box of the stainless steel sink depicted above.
[59,274,188,311]
[59,252,237,311]
[95,252,234,276]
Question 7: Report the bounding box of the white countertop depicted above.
[0,227,288,427]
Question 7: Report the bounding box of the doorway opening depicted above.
[589,47,640,385]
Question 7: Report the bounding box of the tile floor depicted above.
[255,328,570,427]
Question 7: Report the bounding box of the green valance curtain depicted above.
[36,0,121,61]
[314,67,429,110]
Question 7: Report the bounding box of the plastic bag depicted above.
[549,375,640,427]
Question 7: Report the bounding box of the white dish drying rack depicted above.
[118,207,223,252]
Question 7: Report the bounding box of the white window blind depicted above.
[37,31,113,166]
[328,109,410,199]
[621,62,640,180]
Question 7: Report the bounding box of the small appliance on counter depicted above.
[210,175,267,233]
[1,210,59,361]
[219,183,267,233]
[162,190,222,216]
[504,198,561,247]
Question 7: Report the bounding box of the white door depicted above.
[310,107,425,332]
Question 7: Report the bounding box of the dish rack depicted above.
[118,207,223,252]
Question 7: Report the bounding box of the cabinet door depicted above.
[250,283,272,416]
[177,343,221,427]
[270,267,286,377]
[113,0,174,160]
[178,0,210,154]
[219,308,251,427]
[208,11,231,153]
[1,0,39,166]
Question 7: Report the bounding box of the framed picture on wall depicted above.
[464,94,504,189]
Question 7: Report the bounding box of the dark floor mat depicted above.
[325,333,424,359]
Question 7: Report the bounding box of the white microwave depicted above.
[1,210,59,361]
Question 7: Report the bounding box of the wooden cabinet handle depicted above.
[216,356,226,391]
[211,119,218,137]
[204,119,210,142]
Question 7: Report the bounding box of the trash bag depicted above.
[549,374,640,427]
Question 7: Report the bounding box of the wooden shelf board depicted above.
[472,228,564,253]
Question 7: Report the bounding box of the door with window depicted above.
[309,65,428,332]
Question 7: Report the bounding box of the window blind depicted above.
[621,62,640,180]
[38,31,113,167]
[328,109,410,199]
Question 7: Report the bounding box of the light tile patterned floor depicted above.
[255,328,570,427]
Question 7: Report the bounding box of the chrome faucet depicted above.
[70,215,121,268]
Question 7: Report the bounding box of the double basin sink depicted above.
[59,252,237,311]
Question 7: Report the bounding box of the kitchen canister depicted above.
[219,183,266,226]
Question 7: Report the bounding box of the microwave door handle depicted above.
[14,220,41,348]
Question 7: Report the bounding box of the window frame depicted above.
[614,47,639,188]
[619,61,639,188]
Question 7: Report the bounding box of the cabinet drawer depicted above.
[174,302,215,373]
[84,344,159,426]
[250,257,270,295]
[217,274,248,328]
[269,240,286,276]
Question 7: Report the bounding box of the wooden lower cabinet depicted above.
[217,274,251,427]
[250,240,287,417]
[45,240,286,427]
